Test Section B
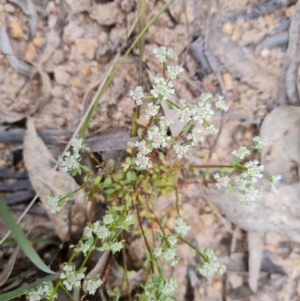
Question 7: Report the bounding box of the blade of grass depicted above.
[0,274,58,301]
[0,197,56,274]
[78,0,175,138]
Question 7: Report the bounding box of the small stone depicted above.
[46,1,55,13]
[48,14,57,28]
[9,20,23,39]
[223,72,233,91]
[4,3,15,13]
[81,65,91,77]
[55,117,65,127]
[260,48,270,58]
[285,5,295,18]
[52,50,64,65]
[33,36,45,47]
[199,214,215,227]
[25,43,36,61]
[71,77,80,87]
[54,66,70,85]
[180,5,194,24]
[264,15,273,26]
[227,273,243,289]
[98,32,108,44]
[222,23,233,35]
[0,4,4,12]
[74,39,97,60]
[90,2,121,26]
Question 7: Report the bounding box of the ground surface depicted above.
[1,0,300,300]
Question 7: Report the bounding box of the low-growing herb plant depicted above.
[24,46,280,301]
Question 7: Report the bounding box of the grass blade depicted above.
[0,197,56,274]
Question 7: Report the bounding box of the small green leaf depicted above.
[103,177,112,188]
[166,99,173,110]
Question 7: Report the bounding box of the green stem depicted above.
[59,283,76,301]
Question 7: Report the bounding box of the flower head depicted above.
[253,136,267,152]
[93,223,110,240]
[270,174,282,190]
[167,65,184,79]
[60,264,85,291]
[174,217,190,236]
[46,193,62,214]
[231,146,250,160]
[174,144,190,159]
[198,248,226,277]
[153,47,177,63]
[129,86,144,106]
[145,102,160,120]
[151,77,175,101]
[214,174,230,189]
[111,241,123,253]
[187,128,204,146]
[86,277,102,295]
[215,96,228,112]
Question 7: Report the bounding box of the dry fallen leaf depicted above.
[23,117,89,242]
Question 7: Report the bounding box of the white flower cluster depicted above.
[60,264,85,291]
[153,233,178,267]
[151,77,175,101]
[153,46,177,63]
[231,146,250,160]
[270,174,282,190]
[135,117,173,169]
[58,138,89,176]
[198,248,226,277]
[174,217,191,236]
[46,192,62,214]
[27,282,53,301]
[86,277,103,295]
[167,65,184,79]
[76,210,134,256]
[129,86,144,106]
[144,276,177,301]
[253,136,267,152]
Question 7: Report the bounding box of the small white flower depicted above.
[46,193,62,214]
[147,125,171,149]
[111,241,123,253]
[153,246,162,257]
[231,146,250,160]
[93,223,110,240]
[145,102,160,120]
[198,93,213,102]
[129,86,144,106]
[83,225,93,238]
[162,277,178,296]
[174,99,192,123]
[159,116,174,129]
[167,235,177,246]
[103,214,114,225]
[167,65,184,79]
[27,290,42,301]
[192,102,214,123]
[174,217,190,236]
[174,144,190,159]
[244,160,264,182]
[214,174,230,189]
[163,248,176,262]
[78,241,91,256]
[71,138,84,153]
[253,136,267,152]
[135,154,152,169]
[203,125,219,135]
[270,174,282,189]
[151,77,175,101]
[198,248,226,277]
[60,264,85,291]
[124,213,135,225]
[170,259,179,266]
[86,277,102,295]
[135,140,152,156]
[187,128,204,146]
[58,151,81,173]
[215,96,228,112]
[153,47,177,63]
